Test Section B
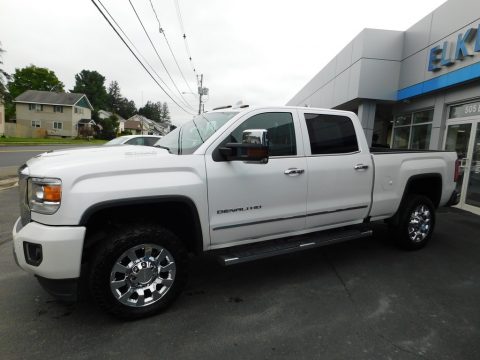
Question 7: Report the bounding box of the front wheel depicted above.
[391,194,436,250]
[89,225,188,320]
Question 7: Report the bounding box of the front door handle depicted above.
[284,168,305,176]
[354,164,369,170]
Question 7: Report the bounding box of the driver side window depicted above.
[228,112,296,156]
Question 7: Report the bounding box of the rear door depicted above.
[205,109,308,246]
[298,110,373,230]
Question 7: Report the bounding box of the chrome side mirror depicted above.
[218,129,269,163]
[242,129,268,146]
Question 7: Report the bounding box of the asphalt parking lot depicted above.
[0,186,479,360]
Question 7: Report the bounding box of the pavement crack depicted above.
[322,250,435,360]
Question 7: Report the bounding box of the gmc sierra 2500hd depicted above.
[13,106,460,319]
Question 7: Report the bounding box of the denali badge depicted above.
[217,205,262,214]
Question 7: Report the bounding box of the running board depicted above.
[217,228,373,266]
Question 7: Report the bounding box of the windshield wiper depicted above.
[154,145,171,153]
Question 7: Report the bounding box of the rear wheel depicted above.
[89,225,188,319]
[391,194,436,250]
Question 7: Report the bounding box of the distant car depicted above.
[104,135,163,147]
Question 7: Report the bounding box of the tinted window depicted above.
[126,137,145,145]
[229,112,296,156]
[305,113,358,154]
[144,137,160,146]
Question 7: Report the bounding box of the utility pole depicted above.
[197,74,203,115]
[197,74,208,115]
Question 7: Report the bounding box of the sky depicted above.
[0,0,446,125]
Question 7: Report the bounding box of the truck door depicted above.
[205,109,307,246]
[298,110,373,230]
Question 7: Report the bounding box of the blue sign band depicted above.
[398,61,480,100]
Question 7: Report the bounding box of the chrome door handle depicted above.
[354,164,369,170]
[284,168,305,176]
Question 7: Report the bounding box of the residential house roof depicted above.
[124,120,143,130]
[14,90,93,110]
[98,110,126,122]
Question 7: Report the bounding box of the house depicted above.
[13,90,94,138]
[125,114,166,135]
[98,110,126,133]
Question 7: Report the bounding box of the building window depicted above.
[392,110,433,149]
[53,122,63,130]
[75,107,84,114]
[31,120,41,128]
[28,104,43,111]
[53,106,63,113]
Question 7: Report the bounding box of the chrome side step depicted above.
[217,228,373,266]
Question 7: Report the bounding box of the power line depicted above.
[128,0,196,112]
[96,0,192,112]
[91,0,195,115]
[174,0,198,84]
[148,0,195,94]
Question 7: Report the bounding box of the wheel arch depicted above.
[388,173,442,226]
[80,195,204,258]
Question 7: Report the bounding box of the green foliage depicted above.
[139,101,171,124]
[7,65,64,99]
[106,80,137,119]
[117,98,137,119]
[0,43,10,100]
[97,114,119,140]
[138,101,162,123]
[72,70,107,111]
[161,102,171,124]
[106,80,122,113]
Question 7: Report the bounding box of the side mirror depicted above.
[219,129,269,163]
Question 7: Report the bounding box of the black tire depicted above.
[89,224,188,320]
[390,194,436,250]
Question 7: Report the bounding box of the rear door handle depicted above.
[284,168,305,176]
[354,164,369,170]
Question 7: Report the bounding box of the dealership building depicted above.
[287,0,480,213]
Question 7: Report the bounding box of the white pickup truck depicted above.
[13,106,460,319]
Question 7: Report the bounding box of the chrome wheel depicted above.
[407,204,432,243]
[109,244,176,307]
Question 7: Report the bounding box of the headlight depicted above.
[28,178,62,214]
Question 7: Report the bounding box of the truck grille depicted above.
[18,164,31,226]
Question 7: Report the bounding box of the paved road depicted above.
[1,187,479,359]
[0,145,92,168]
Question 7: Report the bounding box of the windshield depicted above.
[155,112,239,154]
[104,136,129,145]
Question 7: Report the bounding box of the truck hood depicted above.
[26,145,171,177]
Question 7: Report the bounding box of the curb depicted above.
[0,177,19,191]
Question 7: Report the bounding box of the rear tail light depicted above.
[454,159,461,182]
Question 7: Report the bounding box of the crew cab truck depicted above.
[12,106,460,319]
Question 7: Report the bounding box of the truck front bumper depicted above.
[12,217,86,300]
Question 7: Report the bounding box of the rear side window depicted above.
[144,137,159,146]
[229,112,296,156]
[126,137,145,145]
[305,113,358,154]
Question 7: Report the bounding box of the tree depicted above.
[138,101,162,122]
[97,114,119,140]
[72,70,107,111]
[0,43,10,100]
[7,65,64,100]
[117,98,137,119]
[106,80,122,114]
[160,102,171,124]
[106,80,137,119]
